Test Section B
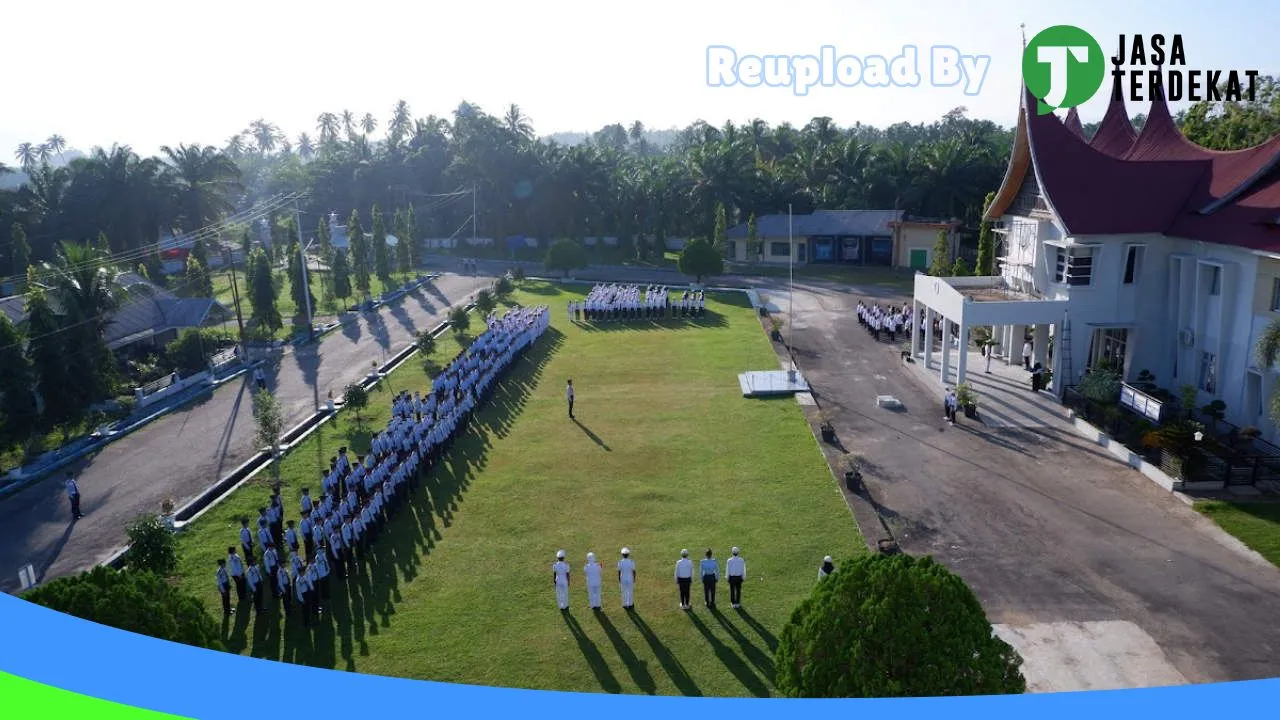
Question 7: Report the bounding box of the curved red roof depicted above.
[1064,108,1086,140]
[1088,93,1137,157]
[1017,84,1280,250]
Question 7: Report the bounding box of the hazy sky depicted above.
[5,0,1277,158]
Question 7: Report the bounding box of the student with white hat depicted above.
[618,548,636,610]
[552,550,571,611]
[584,552,603,610]
[819,556,835,580]
[726,547,746,609]
[674,549,694,610]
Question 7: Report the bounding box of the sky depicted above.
[4,0,1278,159]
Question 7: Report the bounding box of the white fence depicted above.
[135,371,212,409]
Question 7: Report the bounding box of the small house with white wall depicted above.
[910,83,1280,437]
[725,210,959,270]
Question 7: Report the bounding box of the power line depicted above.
[4,193,305,289]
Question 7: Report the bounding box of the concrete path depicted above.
[770,284,1280,689]
[908,348,1068,429]
[0,274,492,594]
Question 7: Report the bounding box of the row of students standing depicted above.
[567,284,705,322]
[856,301,910,343]
[215,305,551,628]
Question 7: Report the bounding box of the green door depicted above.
[910,248,928,271]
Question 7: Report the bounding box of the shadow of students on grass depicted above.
[626,611,702,696]
[594,611,657,694]
[710,607,775,680]
[687,611,771,697]
[573,419,611,451]
[245,321,564,672]
[563,612,622,693]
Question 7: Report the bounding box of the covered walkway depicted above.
[911,274,1069,393]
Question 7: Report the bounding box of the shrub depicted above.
[125,513,177,576]
[344,383,369,426]
[475,289,496,314]
[494,276,514,298]
[22,567,222,650]
[775,554,1024,697]
[1079,367,1122,404]
[165,329,212,377]
[415,329,436,356]
[449,305,472,335]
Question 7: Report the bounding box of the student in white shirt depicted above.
[552,550,571,611]
[818,556,835,580]
[674,549,694,611]
[584,552,603,610]
[215,559,233,616]
[565,379,575,420]
[226,547,246,601]
[64,472,84,520]
[726,547,747,609]
[617,548,636,610]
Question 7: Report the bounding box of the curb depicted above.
[102,287,491,571]
[0,363,258,500]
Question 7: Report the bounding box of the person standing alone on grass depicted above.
[584,552,603,610]
[553,550,571,611]
[566,379,575,419]
[618,548,636,610]
[726,547,746,609]
[675,549,694,610]
[700,549,719,608]
[64,472,83,520]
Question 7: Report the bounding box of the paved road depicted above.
[0,274,492,593]
[772,283,1280,686]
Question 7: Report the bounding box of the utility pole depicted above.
[296,200,313,341]
[472,184,477,248]
[225,248,246,353]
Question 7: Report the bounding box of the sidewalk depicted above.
[0,274,492,594]
[903,347,1071,429]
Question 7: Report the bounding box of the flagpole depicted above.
[788,204,795,377]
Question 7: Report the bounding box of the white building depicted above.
[911,84,1280,437]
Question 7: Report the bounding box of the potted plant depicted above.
[955,383,978,419]
[769,316,784,342]
[838,454,863,493]
[1141,420,1204,480]
[817,409,837,443]
[1240,425,1262,438]
[758,304,768,318]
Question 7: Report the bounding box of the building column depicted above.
[911,300,922,359]
[956,319,969,385]
[924,307,935,370]
[1033,324,1050,369]
[1008,324,1024,366]
[941,318,952,385]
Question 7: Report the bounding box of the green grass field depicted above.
[1195,501,1280,567]
[174,281,863,696]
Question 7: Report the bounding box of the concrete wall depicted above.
[895,225,951,269]
[136,371,212,409]
[996,210,1268,432]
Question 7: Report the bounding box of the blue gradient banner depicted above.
[1,591,1276,718]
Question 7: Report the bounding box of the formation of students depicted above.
[551,548,839,612]
[214,304,551,627]
[856,301,912,342]
[567,284,705,322]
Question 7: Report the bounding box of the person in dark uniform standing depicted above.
[64,472,84,520]
[566,379,575,420]
[215,559,233,616]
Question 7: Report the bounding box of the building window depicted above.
[1208,266,1222,295]
[1051,245,1095,285]
[770,242,790,257]
[1271,277,1280,311]
[1199,351,1217,394]
[1123,245,1144,284]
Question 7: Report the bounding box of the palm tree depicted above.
[341,110,356,140]
[42,241,127,402]
[36,143,53,165]
[504,104,533,139]
[45,134,67,163]
[225,134,247,159]
[14,143,38,172]
[388,100,412,147]
[360,112,378,137]
[249,119,279,154]
[316,112,340,144]
[296,133,315,161]
[160,144,244,232]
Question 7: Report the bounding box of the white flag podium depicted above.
[18,563,36,591]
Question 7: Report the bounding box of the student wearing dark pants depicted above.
[700,549,719,608]
[566,379,575,419]
[726,547,746,609]
[674,549,694,610]
[215,560,233,616]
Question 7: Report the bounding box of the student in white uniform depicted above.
[553,550,571,611]
[725,547,746,609]
[565,379,575,420]
[226,546,246,602]
[674,549,694,610]
[618,548,636,610]
[584,552,603,610]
